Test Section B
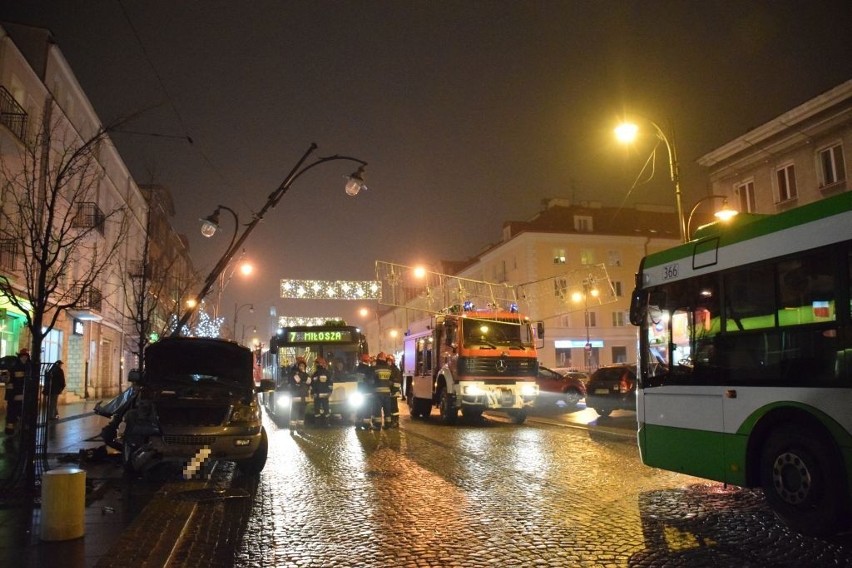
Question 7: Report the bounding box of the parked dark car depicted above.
[536,366,588,408]
[96,337,274,475]
[584,364,637,416]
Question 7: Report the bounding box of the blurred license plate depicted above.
[594,388,610,394]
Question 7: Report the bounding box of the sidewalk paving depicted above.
[0,400,163,568]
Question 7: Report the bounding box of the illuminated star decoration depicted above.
[278,316,345,327]
[280,279,382,300]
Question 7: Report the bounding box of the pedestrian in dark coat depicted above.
[43,360,66,420]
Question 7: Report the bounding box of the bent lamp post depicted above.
[172,143,367,336]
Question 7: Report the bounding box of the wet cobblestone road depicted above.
[173,411,852,567]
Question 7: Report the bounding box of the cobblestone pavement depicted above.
[150,410,852,567]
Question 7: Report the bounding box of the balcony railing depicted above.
[0,86,27,142]
[73,202,106,236]
[70,285,103,311]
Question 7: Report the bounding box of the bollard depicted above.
[41,467,86,541]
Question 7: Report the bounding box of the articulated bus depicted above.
[629,190,852,536]
[262,322,369,422]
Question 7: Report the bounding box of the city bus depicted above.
[629,190,852,536]
[262,321,369,423]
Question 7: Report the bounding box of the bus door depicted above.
[639,295,728,482]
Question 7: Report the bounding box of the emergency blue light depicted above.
[463,301,475,311]
[509,303,518,313]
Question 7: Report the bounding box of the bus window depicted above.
[724,265,775,331]
[778,251,836,325]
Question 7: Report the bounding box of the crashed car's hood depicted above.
[143,337,254,388]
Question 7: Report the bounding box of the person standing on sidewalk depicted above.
[43,360,65,420]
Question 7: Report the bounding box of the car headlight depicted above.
[276,394,291,410]
[230,403,261,424]
[349,392,365,408]
[463,384,485,396]
[520,383,539,397]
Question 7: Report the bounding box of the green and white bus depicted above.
[629,190,852,536]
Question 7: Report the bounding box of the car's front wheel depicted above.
[593,407,612,417]
[563,388,582,407]
[237,428,268,476]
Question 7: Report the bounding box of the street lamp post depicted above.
[233,302,254,344]
[172,143,367,336]
[572,278,600,373]
[686,195,738,240]
[615,119,687,243]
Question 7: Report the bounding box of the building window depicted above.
[607,250,621,267]
[584,311,597,328]
[553,249,566,264]
[818,143,846,188]
[735,180,756,213]
[580,249,595,265]
[612,346,627,364]
[574,215,593,232]
[611,311,626,327]
[612,281,622,297]
[775,164,797,203]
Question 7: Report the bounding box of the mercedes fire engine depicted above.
[401,304,543,424]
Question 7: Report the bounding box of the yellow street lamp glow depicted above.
[239,262,253,276]
[614,122,639,143]
[186,298,198,309]
[571,291,584,303]
[413,266,427,279]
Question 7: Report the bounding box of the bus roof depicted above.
[641,191,852,286]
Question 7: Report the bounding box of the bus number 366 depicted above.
[663,263,679,280]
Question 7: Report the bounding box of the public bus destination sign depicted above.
[287,330,354,343]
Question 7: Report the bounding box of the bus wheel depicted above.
[759,425,849,536]
[439,390,457,425]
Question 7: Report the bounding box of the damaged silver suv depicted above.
[99,337,274,475]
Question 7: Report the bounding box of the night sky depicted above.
[1,1,850,337]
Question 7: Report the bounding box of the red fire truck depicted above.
[401,304,543,424]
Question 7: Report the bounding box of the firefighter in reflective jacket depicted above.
[355,354,375,430]
[4,349,31,437]
[373,352,394,429]
[386,354,402,428]
[311,357,333,426]
[288,357,311,431]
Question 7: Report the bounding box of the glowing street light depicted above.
[686,195,738,239]
[615,118,686,243]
